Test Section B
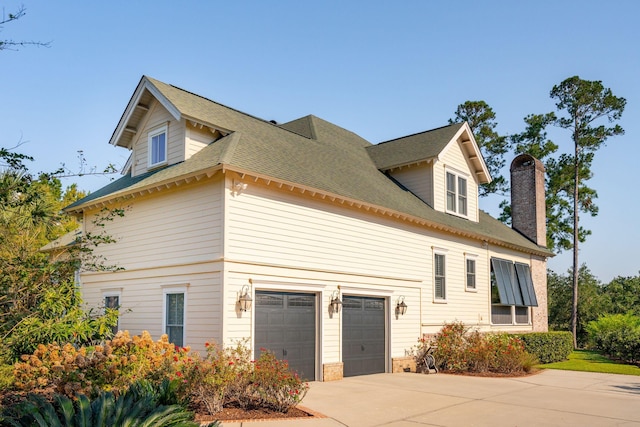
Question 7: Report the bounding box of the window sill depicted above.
[432,299,447,304]
[148,161,167,170]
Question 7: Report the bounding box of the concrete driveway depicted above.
[222,369,640,426]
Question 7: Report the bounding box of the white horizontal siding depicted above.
[226,182,429,280]
[131,101,185,177]
[81,264,223,355]
[389,163,433,206]
[85,178,223,271]
[186,126,212,160]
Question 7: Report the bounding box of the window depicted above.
[434,253,446,300]
[446,172,456,212]
[445,171,468,216]
[149,126,167,167]
[458,177,467,215]
[466,258,476,290]
[165,292,185,347]
[490,258,537,324]
[104,294,120,335]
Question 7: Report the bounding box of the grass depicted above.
[539,350,640,376]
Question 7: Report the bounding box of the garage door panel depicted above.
[255,291,316,381]
[343,296,386,377]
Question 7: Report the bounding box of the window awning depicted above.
[491,258,538,307]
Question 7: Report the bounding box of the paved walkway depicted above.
[222,369,640,426]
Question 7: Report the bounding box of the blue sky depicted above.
[1,0,638,283]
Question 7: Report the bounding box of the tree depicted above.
[450,101,510,196]
[0,5,50,51]
[550,76,626,348]
[602,274,640,316]
[547,265,605,346]
[505,112,598,252]
[0,155,118,362]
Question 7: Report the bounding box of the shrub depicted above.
[586,313,640,363]
[0,380,218,427]
[12,331,184,397]
[243,350,309,412]
[425,322,537,375]
[516,332,573,364]
[10,333,309,415]
[0,364,14,391]
[174,340,251,414]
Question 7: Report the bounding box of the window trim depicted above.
[465,254,477,292]
[433,250,447,302]
[148,124,168,168]
[445,169,469,218]
[163,286,187,348]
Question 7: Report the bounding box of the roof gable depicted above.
[366,122,491,184]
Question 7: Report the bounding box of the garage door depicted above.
[255,291,316,380]
[342,296,386,377]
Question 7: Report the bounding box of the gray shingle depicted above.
[67,77,553,257]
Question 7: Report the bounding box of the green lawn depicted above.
[539,350,640,376]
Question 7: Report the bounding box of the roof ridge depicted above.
[146,77,317,141]
[217,132,242,164]
[375,122,464,146]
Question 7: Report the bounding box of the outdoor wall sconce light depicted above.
[238,284,253,312]
[396,296,408,316]
[330,290,342,313]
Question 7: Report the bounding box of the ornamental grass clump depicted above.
[425,322,537,375]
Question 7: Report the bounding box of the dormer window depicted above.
[446,171,467,216]
[149,125,167,167]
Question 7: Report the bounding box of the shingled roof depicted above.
[66,76,553,257]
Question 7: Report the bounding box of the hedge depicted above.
[515,332,573,364]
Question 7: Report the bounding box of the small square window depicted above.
[149,126,167,167]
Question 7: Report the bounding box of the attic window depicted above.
[149,125,167,168]
[446,171,467,217]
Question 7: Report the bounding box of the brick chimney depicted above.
[510,154,546,247]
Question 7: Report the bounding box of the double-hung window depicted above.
[434,253,446,301]
[149,125,167,167]
[446,171,468,216]
[165,290,185,348]
[466,257,476,291]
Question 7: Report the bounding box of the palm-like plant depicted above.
[0,380,219,427]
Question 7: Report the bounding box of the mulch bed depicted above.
[196,405,321,422]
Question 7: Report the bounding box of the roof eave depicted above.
[64,165,223,214]
[451,122,492,184]
[224,166,552,258]
[109,76,182,148]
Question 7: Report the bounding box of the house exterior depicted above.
[64,76,553,381]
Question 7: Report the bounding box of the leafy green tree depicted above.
[601,274,640,316]
[504,112,598,252]
[547,265,605,347]
[550,76,626,348]
[0,154,118,362]
[450,101,510,196]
